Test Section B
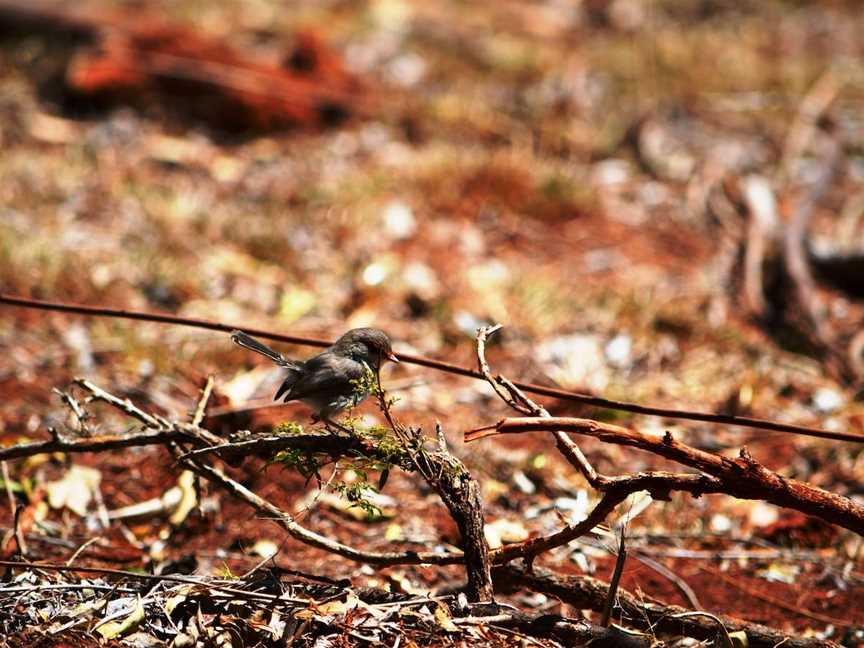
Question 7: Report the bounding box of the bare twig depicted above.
[600,530,626,627]
[476,325,599,484]
[75,377,165,427]
[12,505,28,558]
[3,293,859,443]
[0,429,184,463]
[53,388,90,433]
[186,376,215,516]
[191,376,214,427]
[489,471,724,564]
[65,537,100,567]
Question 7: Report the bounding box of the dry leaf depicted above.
[96,596,145,639]
[46,465,101,517]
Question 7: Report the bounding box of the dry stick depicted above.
[186,376,214,517]
[190,377,214,428]
[492,565,839,648]
[475,417,864,537]
[2,293,861,444]
[11,505,28,558]
[75,377,224,447]
[52,388,90,433]
[0,427,194,462]
[599,530,626,628]
[489,471,725,565]
[178,450,463,567]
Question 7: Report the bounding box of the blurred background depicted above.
[1,0,863,633]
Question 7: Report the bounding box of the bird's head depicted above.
[335,328,398,370]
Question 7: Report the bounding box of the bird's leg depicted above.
[321,416,354,436]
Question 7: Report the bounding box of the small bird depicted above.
[231,328,399,424]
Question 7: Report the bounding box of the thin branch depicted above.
[191,376,214,427]
[3,293,860,443]
[178,451,463,567]
[476,324,599,484]
[600,530,626,627]
[52,388,90,433]
[489,471,724,564]
[74,377,164,428]
[0,428,189,462]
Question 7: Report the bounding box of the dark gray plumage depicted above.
[231,328,398,421]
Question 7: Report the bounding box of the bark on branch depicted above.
[493,565,840,648]
[470,417,864,536]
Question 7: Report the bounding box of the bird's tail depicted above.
[231,330,301,369]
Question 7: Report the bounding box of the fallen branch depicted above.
[492,564,840,648]
[66,379,468,568]
[470,417,864,536]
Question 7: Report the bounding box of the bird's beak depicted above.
[387,351,400,364]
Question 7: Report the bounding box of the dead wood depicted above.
[374,374,493,602]
[492,564,841,648]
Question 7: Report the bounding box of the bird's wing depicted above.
[277,353,368,403]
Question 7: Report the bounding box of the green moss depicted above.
[274,421,305,436]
